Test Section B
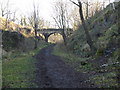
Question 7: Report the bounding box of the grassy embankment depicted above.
[53,44,118,88]
[52,2,120,88]
[2,42,49,88]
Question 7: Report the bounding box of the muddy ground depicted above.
[34,45,96,88]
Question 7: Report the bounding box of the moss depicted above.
[96,48,104,56]
[112,48,120,61]
[104,9,113,18]
[106,24,118,37]
[113,48,120,57]
[96,24,118,50]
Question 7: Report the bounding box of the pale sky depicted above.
[1,0,56,21]
[0,0,116,26]
[0,0,73,27]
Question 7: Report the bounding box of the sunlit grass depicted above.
[3,55,36,88]
[2,43,49,88]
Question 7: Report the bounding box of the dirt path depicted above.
[34,45,95,88]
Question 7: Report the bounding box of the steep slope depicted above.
[0,17,22,31]
[67,2,119,57]
[0,17,34,37]
[53,2,120,88]
[0,17,43,53]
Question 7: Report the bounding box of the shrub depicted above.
[2,30,24,51]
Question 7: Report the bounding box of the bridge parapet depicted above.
[37,30,63,34]
[37,29,63,33]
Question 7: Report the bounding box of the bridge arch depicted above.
[37,28,64,42]
[42,32,63,42]
[48,33,63,43]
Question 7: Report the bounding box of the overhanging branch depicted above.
[69,0,79,7]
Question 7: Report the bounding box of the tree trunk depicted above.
[61,11,67,46]
[78,1,96,53]
[62,29,67,46]
[34,39,37,49]
[34,27,37,49]
[86,2,89,20]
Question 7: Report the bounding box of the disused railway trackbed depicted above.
[34,45,95,88]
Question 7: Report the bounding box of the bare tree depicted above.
[109,0,111,4]
[20,16,27,26]
[94,1,103,14]
[70,6,81,31]
[84,1,103,17]
[0,0,17,29]
[52,0,71,45]
[30,1,40,49]
[10,10,17,22]
[28,15,45,29]
[85,1,89,20]
[0,0,8,17]
[81,0,89,20]
[0,0,10,29]
[5,0,11,29]
[70,0,96,53]
[27,14,35,27]
[43,20,50,29]
[102,1,105,9]
[20,16,24,26]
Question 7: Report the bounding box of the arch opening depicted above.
[48,33,63,43]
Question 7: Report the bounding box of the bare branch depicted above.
[69,0,79,7]
[53,17,61,28]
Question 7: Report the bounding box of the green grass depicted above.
[53,44,86,62]
[90,72,118,88]
[52,44,119,88]
[2,43,49,88]
[76,63,94,73]
[52,44,92,72]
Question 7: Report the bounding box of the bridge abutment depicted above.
[43,33,49,42]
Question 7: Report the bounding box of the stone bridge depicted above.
[37,28,64,42]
